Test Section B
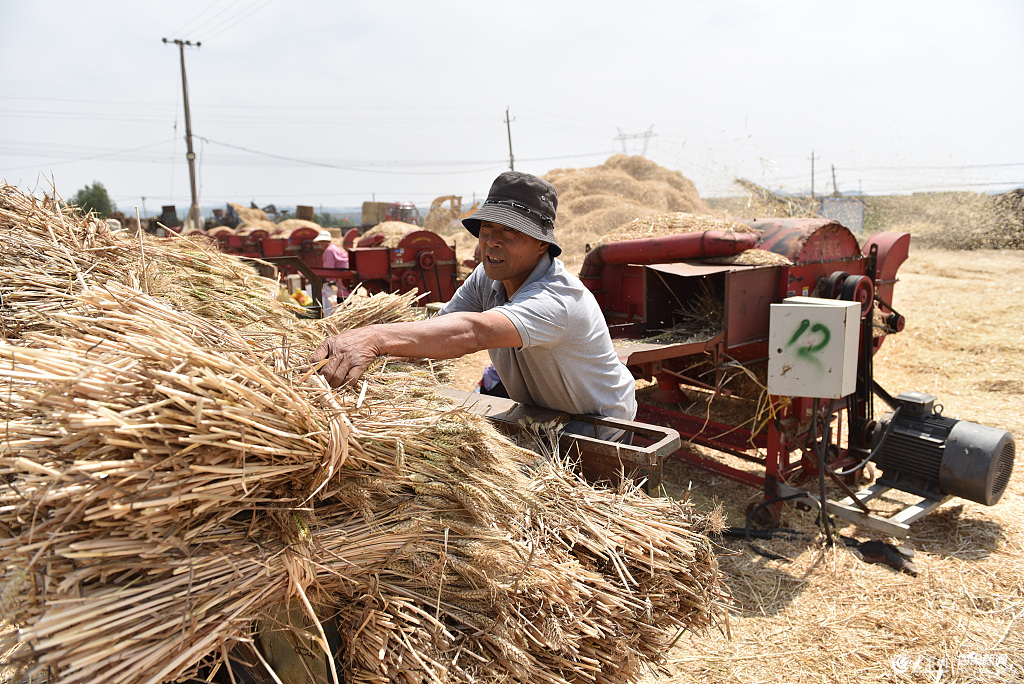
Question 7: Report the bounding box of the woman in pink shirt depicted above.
[314,231,350,302]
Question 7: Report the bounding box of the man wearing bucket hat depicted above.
[310,171,636,438]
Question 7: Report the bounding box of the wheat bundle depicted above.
[1,185,725,684]
[0,291,725,683]
[0,185,311,339]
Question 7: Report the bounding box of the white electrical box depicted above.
[768,297,860,399]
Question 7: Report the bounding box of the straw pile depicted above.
[228,202,269,224]
[594,213,757,248]
[236,218,278,234]
[704,249,792,267]
[543,156,713,261]
[275,218,323,235]
[360,220,422,248]
[0,185,726,684]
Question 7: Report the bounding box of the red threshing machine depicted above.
[584,218,1014,537]
[347,229,458,304]
[212,224,459,313]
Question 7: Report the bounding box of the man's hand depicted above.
[309,312,521,389]
[309,328,381,388]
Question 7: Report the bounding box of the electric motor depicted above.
[871,392,1015,506]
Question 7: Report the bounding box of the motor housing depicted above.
[871,392,1015,506]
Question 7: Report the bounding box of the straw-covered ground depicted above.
[0,185,726,684]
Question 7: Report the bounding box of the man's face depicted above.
[478,221,548,295]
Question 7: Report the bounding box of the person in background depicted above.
[310,171,636,441]
[314,230,350,303]
[476,363,508,398]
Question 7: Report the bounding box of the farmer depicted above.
[310,171,637,438]
[314,229,350,305]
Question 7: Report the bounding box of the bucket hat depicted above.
[314,230,332,242]
[462,171,560,257]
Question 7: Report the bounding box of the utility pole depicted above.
[831,164,839,196]
[810,150,818,199]
[163,38,202,230]
[504,107,515,171]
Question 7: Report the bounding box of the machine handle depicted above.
[556,414,680,464]
[439,388,680,468]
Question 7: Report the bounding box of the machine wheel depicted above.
[401,271,419,289]
[823,271,849,299]
[418,251,436,270]
[840,275,875,314]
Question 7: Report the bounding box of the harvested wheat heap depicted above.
[543,155,713,251]
[0,185,725,684]
[360,220,423,248]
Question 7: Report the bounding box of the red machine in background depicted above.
[348,230,458,303]
[211,223,459,312]
[583,218,1014,537]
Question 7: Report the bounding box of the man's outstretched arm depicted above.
[309,310,520,388]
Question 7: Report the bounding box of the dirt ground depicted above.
[448,247,1024,684]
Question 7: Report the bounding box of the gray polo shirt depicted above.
[440,255,637,436]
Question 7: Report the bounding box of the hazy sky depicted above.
[2,0,1022,216]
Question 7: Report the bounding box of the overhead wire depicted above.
[0,139,177,171]
[170,0,248,40]
[200,0,274,42]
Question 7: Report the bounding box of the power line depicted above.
[168,0,244,39]
[201,0,274,41]
[0,95,500,118]
[0,139,177,171]
[0,138,616,172]
[839,162,1024,171]
[196,137,615,172]
[0,104,505,127]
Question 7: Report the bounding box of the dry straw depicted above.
[594,213,757,248]
[0,184,726,684]
[542,155,715,263]
[359,221,424,248]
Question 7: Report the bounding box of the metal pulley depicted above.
[418,251,436,270]
[823,271,874,314]
[840,275,874,314]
